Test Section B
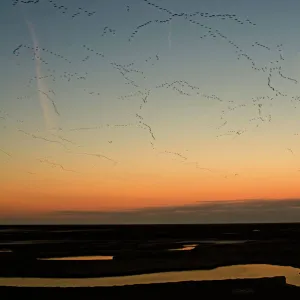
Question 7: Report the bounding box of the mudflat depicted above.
[1,224,300,278]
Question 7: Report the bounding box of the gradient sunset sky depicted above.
[1,0,300,224]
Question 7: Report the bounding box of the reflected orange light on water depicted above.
[39,256,113,261]
[0,265,299,287]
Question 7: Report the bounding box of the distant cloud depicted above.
[44,198,300,224]
[2,199,300,224]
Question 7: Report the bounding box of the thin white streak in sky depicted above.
[26,20,56,131]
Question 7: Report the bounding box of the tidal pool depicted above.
[168,244,198,251]
[39,255,113,261]
[0,264,299,287]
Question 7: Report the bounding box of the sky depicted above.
[1,0,300,224]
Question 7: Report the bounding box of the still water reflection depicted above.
[176,240,249,245]
[168,244,198,251]
[0,264,299,287]
[0,240,64,245]
[39,256,113,261]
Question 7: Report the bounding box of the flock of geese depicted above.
[2,0,300,178]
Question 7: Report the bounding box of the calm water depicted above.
[211,240,249,244]
[0,265,299,287]
[168,244,198,251]
[0,240,65,245]
[176,240,249,245]
[39,256,113,261]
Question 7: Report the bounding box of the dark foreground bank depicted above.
[1,277,299,298]
[2,224,300,278]
[2,239,300,278]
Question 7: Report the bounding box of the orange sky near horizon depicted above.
[1,167,300,217]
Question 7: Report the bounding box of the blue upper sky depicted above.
[1,0,300,223]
